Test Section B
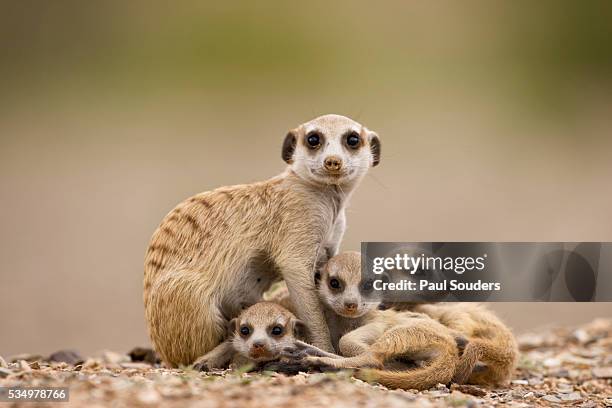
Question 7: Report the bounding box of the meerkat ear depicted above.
[291,319,310,340]
[282,130,298,164]
[226,318,238,337]
[369,131,381,167]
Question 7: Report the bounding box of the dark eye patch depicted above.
[345,131,361,149]
[239,325,251,337]
[267,322,285,337]
[328,277,344,292]
[305,132,322,149]
[360,279,374,293]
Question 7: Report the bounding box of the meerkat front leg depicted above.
[279,257,334,352]
[193,340,235,371]
[283,340,343,359]
[325,211,346,259]
[306,352,383,369]
[303,321,388,367]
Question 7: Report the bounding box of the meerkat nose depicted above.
[324,156,343,172]
[252,341,265,350]
[344,302,357,310]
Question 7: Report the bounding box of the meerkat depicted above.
[192,302,308,371]
[144,114,381,367]
[289,252,464,390]
[410,302,518,386]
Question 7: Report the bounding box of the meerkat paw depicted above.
[192,356,226,371]
[303,355,337,367]
[280,347,308,360]
[192,358,210,372]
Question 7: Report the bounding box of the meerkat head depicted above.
[230,302,308,363]
[315,251,380,318]
[281,114,381,186]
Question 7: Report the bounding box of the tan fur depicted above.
[298,252,461,390]
[377,247,518,386]
[144,114,380,367]
[412,302,518,386]
[192,302,306,370]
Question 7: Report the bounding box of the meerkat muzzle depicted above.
[323,156,343,172]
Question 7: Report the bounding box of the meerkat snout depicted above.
[282,114,381,186]
[344,301,358,311]
[323,155,343,173]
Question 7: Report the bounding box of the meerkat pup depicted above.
[295,252,464,390]
[192,302,308,371]
[410,302,518,386]
[144,114,381,367]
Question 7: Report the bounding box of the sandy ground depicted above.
[1,319,610,408]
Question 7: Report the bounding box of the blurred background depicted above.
[1,1,611,357]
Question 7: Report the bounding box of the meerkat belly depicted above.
[220,251,282,320]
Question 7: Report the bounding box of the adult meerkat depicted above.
[296,252,464,390]
[144,114,381,367]
[192,302,308,371]
[411,302,518,386]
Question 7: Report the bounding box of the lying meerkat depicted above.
[372,247,517,385]
[192,302,308,371]
[410,302,518,386]
[290,252,464,390]
[144,114,381,367]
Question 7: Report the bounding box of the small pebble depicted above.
[0,367,12,378]
[543,358,561,368]
[101,351,130,365]
[542,395,562,403]
[18,360,31,372]
[549,369,570,378]
[136,388,160,405]
[561,392,583,402]
[49,350,84,366]
[10,354,42,363]
[557,384,573,393]
[528,378,543,386]
[572,329,591,344]
[592,367,612,379]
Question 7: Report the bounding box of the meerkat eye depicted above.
[346,132,360,148]
[240,326,250,336]
[271,326,283,336]
[329,278,341,289]
[306,133,321,148]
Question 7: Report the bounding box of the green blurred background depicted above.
[1,1,611,357]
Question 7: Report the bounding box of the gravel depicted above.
[0,318,610,407]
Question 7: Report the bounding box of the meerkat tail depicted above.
[355,347,457,390]
[355,324,459,390]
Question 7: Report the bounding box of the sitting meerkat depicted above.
[410,302,518,386]
[192,302,308,371]
[144,114,381,367]
[290,252,465,390]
